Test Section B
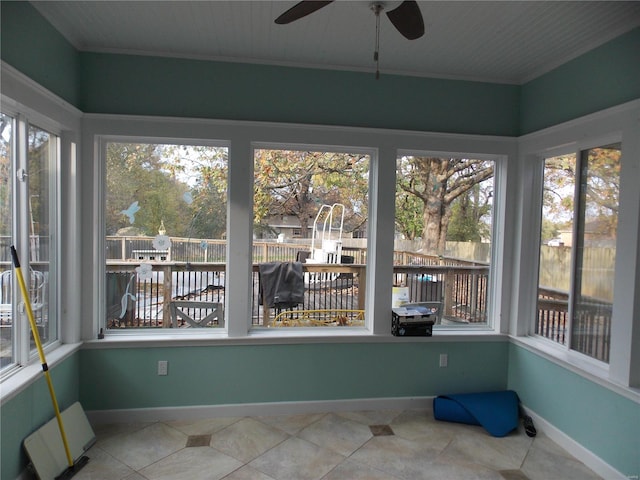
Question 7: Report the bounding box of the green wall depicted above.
[77,52,520,136]
[79,341,508,410]
[508,344,640,478]
[520,27,640,134]
[0,353,81,480]
[0,1,80,106]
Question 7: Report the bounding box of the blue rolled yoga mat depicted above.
[433,390,520,437]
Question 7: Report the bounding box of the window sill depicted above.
[0,342,82,405]
[82,328,508,349]
[510,335,640,404]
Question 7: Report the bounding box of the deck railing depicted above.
[536,287,611,362]
[392,265,489,323]
[105,257,611,361]
[2,242,612,360]
[105,259,489,330]
[106,262,367,328]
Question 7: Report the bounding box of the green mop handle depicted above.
[10,246,74,468]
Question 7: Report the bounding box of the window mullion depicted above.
[14,116,30,366]
[47,134,60,344]
[566,149,584,353]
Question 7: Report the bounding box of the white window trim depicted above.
[1,62,82,383]
[94,134,231,336]
[396,148,509,334]
[84,114,517,341]
[516,99,640,389]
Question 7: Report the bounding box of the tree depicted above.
[540,218,561,243]
[447,183,492,242]
[396,157,494,254]
[541,146,620,243]
[542,154,575,221]
[395,192,423,241]
[0,115,12,238]
[582,145,620,238]
[105,143,190,236]
[253,150,369,238]
[27,127,53,261]
[176,146,228,240]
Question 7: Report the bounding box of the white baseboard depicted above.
[523,407,630,480]
[86,396,434,425]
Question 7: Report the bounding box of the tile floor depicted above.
[74,407,602,480]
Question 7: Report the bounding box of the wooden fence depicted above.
[539,245,615,302]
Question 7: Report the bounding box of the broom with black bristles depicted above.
[11,245,89,479]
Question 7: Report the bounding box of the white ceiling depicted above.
[31,1,640,84]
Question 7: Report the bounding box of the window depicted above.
[104,141,228,331]
[92,117,513,340]
[395,155,495,327]
[1,113,59,373]
[536,144,620,363]
[252,148,370,328]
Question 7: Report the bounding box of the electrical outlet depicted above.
[157,360,168,376]
[439,353,448,368]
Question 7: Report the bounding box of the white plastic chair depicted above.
[0,270,12,324]
[0,269,47,325]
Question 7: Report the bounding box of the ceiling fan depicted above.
[275,1,424,78]
[275,1,425,41]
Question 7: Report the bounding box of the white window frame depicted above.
[515,99,640,390]
[96,134,231,336]
[250,141,375,333]
[0,113,61,373]
[84,115,516,341]
[395,149,507,332]
[1,63,82,385]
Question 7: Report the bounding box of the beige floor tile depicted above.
[322,459,403,479]
[71,445,135,480]
[335,409,403,426]
[98,422,188,471]
[349,435,442,479]
[249,436,345,480]
[254,412,326,435]
[297,413,373,456]
[166,416,242,436]
[139,446,243,480]
[390,409,459,451]
[210,417,288,463]
[123,473,150,480]
[92,421,153,444]
[412,459,506,480]
[222,464,277,479]
[521,435,602,480]
[440,427,533,471]
[498,470,531,480]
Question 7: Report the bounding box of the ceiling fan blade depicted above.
[275,1,334,24]
[386,0,425,40]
